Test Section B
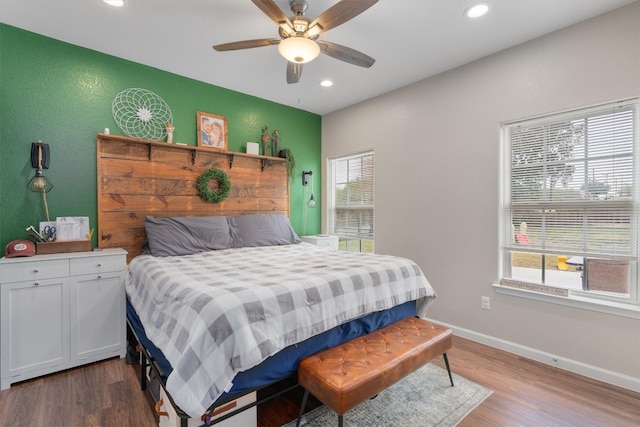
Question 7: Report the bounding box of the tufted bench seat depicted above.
[296,317,453,427]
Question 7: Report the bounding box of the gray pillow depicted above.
[144,215,234,256]
[229,214,302,247]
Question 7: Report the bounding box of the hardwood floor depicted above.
[438,337,640,427]
[0,355,157,427]
[0,336,638,426]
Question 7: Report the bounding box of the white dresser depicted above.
[301,234,339,249]
[0,248,127,389]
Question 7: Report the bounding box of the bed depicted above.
[96,134,437,426]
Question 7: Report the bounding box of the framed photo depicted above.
[197,111,228,151]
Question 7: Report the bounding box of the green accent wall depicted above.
[0,24,321,249]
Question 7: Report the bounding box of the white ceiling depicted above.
[1,0,637,115]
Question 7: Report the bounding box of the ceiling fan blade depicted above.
[252,0,293,29]
[287,62,303,84]
[317,40,375,68]
[308,0,378,34]
[213,38,280,51]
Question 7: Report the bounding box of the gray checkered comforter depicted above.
[126,243,436,418]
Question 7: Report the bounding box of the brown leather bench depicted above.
[296,317,453,427]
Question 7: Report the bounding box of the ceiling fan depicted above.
[213,0,378,84]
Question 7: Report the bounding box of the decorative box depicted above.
[246,142,260,155]
[36,240,92,255]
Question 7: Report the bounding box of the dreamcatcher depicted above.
[112,88,173,141]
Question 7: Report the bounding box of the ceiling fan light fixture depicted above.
[278,37,320,64]
[278,22,295,36]
[306,24,323,38]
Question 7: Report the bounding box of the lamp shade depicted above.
[278,37,320,64]
[27,169,53,193]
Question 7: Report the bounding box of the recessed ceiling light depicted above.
[103,0,125,7]
[320,80,333,87]
[465,3,490,18]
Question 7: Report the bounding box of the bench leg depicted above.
[296,389,310,427]
[443,353,454,387]
[297,388,344,427]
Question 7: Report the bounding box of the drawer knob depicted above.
[33,269,39,273]
[97,275,102,279]
[97,263,102,267]
[34,282,40,286]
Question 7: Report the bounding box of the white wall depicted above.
[322,2,640,389]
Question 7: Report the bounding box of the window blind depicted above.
[503,99,638,259]
[331,152,374,239]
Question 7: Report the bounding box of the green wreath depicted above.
[197,168,231,203]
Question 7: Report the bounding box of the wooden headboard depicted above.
[96,134,289,262]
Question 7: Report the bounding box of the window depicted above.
[501,99,639,304]
[328,151,374,253]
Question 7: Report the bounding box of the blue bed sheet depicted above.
[127,298,416,404]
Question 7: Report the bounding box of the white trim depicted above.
[500,97,639,127]
[492,283,640,319]
[500,98,640,305]
[326,149,375,162]
[327,150,375,241]
[429,318,640,393]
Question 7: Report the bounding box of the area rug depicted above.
[283,363,491,427]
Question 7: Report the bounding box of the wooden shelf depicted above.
[96,133,285,165]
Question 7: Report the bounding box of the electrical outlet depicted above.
[481,296,490,310]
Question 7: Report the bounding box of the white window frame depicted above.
[327,150,374,252]
[497,99,640,319]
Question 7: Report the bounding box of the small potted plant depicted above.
[278,148,295,181]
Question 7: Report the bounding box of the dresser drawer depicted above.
[70,255,125,276]
[0,259,69,283]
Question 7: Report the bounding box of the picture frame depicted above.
[197,111,228,151]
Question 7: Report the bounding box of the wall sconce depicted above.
[302,170,312,186]
[302,170,316,209]
[27,141,53,221]
[302,170,316,235]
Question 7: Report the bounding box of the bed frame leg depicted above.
[443,353,454,386]
[140,351,148,390]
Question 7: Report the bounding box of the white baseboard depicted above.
[429,319,640,393]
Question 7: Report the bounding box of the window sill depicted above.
[492,283,640,319]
